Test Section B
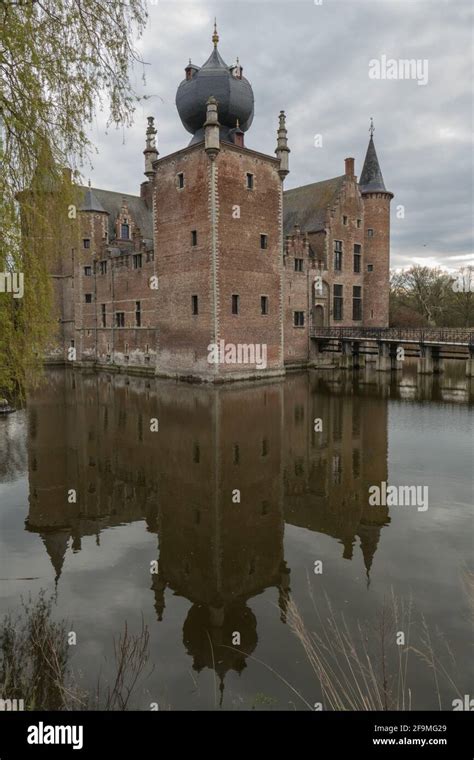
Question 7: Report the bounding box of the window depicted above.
[352,286,362,320]
[294,311,305,327]
[84,266,92,276]
[135,301,141,327]
[101,304,106,327]
[83,239,90,249]
[233,444,240,465]
[357,219,362,228]
[260,234,268,250]
[192,295,198,315]
[177,172,184,189]
[232,294,240,315]
[294,258,304,272]
[367,263,374,272]
[261,296,268,315]
[246,173,254,189]
[334,240,342,271]
[353,244,361,273]
[333,284,343,320]
[121,223,130,240]
[100,260,107,275]
[343,215,348,226]
[191,230,197,246]
[116,312,125,327]
[133,253,142,269]
[367,228,374,238]
[85,293,92,303]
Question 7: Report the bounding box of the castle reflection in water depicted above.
[23,366,469,694]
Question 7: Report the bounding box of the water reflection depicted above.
[23,366,471,694]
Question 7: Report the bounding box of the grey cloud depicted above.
[86,0,472,269]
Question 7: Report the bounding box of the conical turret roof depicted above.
[359,136,388,194]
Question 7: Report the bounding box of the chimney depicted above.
[345,157,355,177]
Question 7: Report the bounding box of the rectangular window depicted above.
[367,263,374,272]
[246,173,254,189]
[83,239,90,249]
[353,244,361,273]
[135,301,141,327]
[333,284,343,321]
[100,260,107,275]
[116,312,125,327]
[177,172,184,189]
[260,234,268,250]
[357,219,362,228]
[85,293,92,303]
[367,228,374,238]
[294,258,304,272]
[334,240,342,271]
[232,294,240,315]
[342,215,348,226]
[294,311,305,327]
[192,295,198,315]
[101,304,106,327]
[121,223,130,240]
[133,253,142,269]
[191,230,197,246]
[84,266,92,276]
[261,296,268,315]
[352,286,362,320]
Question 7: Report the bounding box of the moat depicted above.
[0,365,472,710]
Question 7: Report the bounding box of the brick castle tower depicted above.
[150,23,288,380]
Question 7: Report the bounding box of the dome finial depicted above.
[212,18,219,47]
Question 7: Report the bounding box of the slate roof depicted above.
[79,186,153,240]
[79,186,107,213]
[283,176,345,236]
[359,136,387,193]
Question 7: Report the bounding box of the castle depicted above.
[50,25,393,382]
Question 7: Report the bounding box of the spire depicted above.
[144,116,158,178]
[212,18,219,47]
[359,119,388,194]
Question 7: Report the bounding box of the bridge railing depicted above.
[309,326,474,345]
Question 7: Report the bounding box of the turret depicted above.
[359,119,393,327]
[143,116,158,179]
[141,117,158,208]
[275,110,290,180]
[204,96,220,158]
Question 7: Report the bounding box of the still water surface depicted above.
[0,366,472,710]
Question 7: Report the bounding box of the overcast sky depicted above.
[86,0,473,271]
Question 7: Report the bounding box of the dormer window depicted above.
[121,222,130,240]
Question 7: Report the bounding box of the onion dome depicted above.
[176,22,254,146]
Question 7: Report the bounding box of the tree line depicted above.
[390,265,474,328]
